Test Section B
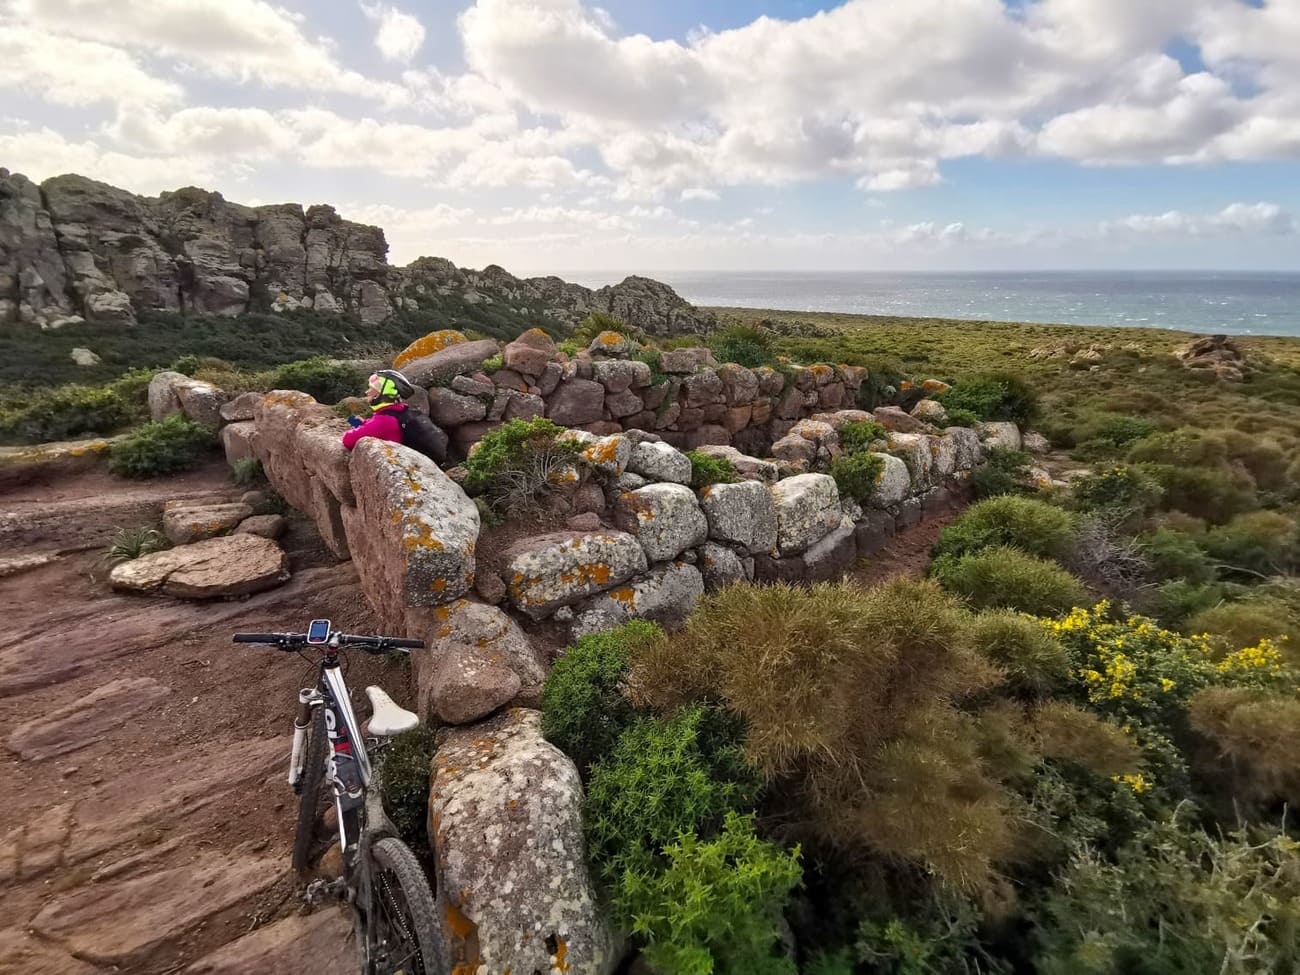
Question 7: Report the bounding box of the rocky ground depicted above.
[0,462,415,975]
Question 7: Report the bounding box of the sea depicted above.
[557,271,1300,338]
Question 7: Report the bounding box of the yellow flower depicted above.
[1112,773,1150,794]
[1160,678,1176,692]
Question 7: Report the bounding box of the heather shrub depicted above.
[1028,701,1142,778]
[1140,528,1216,584]
[933,546,1090,616]
[1186,598,1300,651]
[709,325,774,368]
[838,419,887,454]
[1149,579,1227,625]
[541,621,663,773]
[1034,819,1300,975]
[1188,686,1300,805]
[970,610,1070,695]
[685,449,739,489]
[1138,463,1254,522]
[1069,465,1162,523]
[971,448,1035,499]
[1127,428,1228,468]
[941,406,980,428]
[1226,435,1290,493]
[933,496,1077,561]
[1199,510,1300,578]
[619,812,801,975]
[271,356,365,404]
[0,375,147,445]
[461,417,581,514]
[938,374,1039,426]
[108,414,216,478]
[572,311,643,347]
[230,457,265,486]
[830,450,886,503]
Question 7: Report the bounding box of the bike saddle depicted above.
[365,686,420,737]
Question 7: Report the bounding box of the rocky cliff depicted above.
[0,169,715,336]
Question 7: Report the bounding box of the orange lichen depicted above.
[394,329,469,368]
[552,938,571,973]
[429,578,447,592]
[609,587,636,605]
[596,330,624,347]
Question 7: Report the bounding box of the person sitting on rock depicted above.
[342,369,448,463]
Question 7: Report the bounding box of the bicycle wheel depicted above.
[367,837,446,975]
[291,704,328,873]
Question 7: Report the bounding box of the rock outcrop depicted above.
[0,168,714,334]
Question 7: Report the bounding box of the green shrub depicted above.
[480,353,504,374]
[377,726,438,858]
[970,609,1071,695]
[1188,686,1300,805]
[100,526,169,569]
[542,621,663,773]
[933,496,1076,561]
[1085,413,1157,450]
[1199,510,1300,578]
[709,325,774,368]
[107,414,216,478]
[585,706,759,884]
[838,420,887,454]
[1140,528,1216,584]
[462,417,581,514]
[938,374,1038,425]
[230,457,265,486]
[1186,598,1300,651]
[1227,435,1290,493]
[271,356,366,404]
[941,406,980,429]
[831,451,886,504]
[1149,579,1227,625]
[1127,428,1228,468]
[1034,819,1300,975]
[971,448,1034,499]
[685,449,739,489]
[1136,463,1254,522]
[619,812,801,975]
[572,311,644,347]
[1070,465,1162,522]
[933,546,1089,616]
[0,380,143,445]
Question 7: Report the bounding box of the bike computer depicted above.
[307,619,332,644]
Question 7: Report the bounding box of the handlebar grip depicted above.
[387,638,426,649]
[232,633,288,643]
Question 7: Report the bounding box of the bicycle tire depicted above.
[291,704,328,873]
[367,837,446,975]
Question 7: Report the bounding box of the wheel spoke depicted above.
[373,868,423,973]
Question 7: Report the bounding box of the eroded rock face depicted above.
[504,531,647,619]
[698,480,778,554]
[699,542,745,590]
[627,440,691,485]
[346,439,479,630]
[428,709,617,975]
[977,421,1022,452]
[871,453,912,508]
[401,339,500,388]
[108,534,289,598]
[770,473,841,556]
[162,501,253,545]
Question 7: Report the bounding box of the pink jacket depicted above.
[342,404,404,450]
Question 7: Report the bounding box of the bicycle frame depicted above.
[290,656,374,855]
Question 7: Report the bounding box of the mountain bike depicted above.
[233,621,446,975]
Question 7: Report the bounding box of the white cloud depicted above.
[361,2,426,63]
[0,127,220,192]
[0,25,182,107]
[680,188,719,202]
[9,0,408,103]
[1103,202,1297,237]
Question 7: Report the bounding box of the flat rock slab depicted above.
[32,852,281,967]
[0,552,57,578]
[109,533,290,599]
[7,676,170,761]
[184,909,354,975]
[162,501,253,545]
[0,929,100,975]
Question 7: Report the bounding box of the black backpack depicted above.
[393,405,449,465]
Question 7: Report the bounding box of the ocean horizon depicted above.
[547,270,1300,338]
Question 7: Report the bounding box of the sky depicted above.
[2,0,1299,277]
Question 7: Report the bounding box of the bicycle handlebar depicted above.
[231,632,425,653]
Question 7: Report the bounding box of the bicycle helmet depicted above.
[366,368,415,407]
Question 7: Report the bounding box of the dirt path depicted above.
[0,463,409,974]
[850,505,961,590]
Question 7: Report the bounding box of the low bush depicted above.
[685,449,739,489]
[1149,579,1227,625]
[1199,510,1300,578]
[938,373,1039,426]
[830,451,886,504]
[377,726,438,858]
[1138,463,1254,523]
[1029,701,1143,778]
[619,812,801,975]
[933,546,1090,616]
[1186,597,1300,651]
[0,373,149,445]
[99,526,169,570]
[1140,528,1217,584]
[970,609,1071,695]
[709,325,774,368]
[107,414,216,478]
[933,495,1077,561]
[837,419,887,454]
[572,311,644,347]
[230,457,265,486]
[1069,465,1162,523]
[971,448,1034,499]
[1033,819,1300,975]
[461,417,581,514]
[479,353,504,374]
[1188,686,1300,805]
[541,621,663,773]
[271,356,365,404]
[1128,428,1228,468]
[1079,413,1157,451]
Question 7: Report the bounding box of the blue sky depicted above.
[2,0,1299,273]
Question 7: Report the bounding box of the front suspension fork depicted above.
[288,688,320,788]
